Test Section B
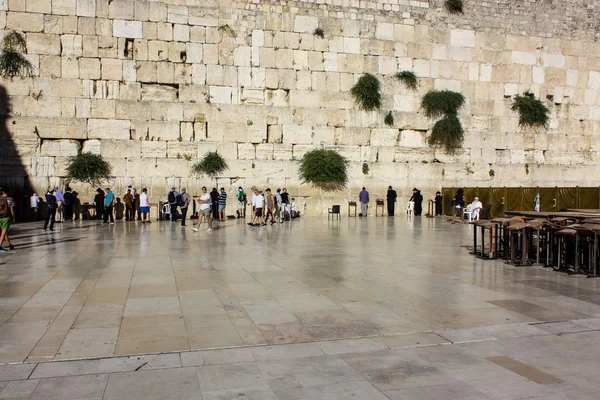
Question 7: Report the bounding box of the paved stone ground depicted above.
[1,217,600,398]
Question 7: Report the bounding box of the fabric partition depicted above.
[556,187,578,211]
[579,187,600,209]
[537,187,557,212]
[490,187,505,218]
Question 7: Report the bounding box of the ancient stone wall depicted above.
[1,0,600,215]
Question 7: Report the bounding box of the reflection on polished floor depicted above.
[1,216,600,366]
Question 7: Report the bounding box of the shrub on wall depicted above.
[421,90,466,154]
[421,90,465,118]
[350,73,382,111]
[298,149,349,191]
[191,151,228,178]
[66,152,113,186]
[511,92,550,129]
[0,31,34,78]
[384,111,394,126]
[427,115,464,155]
[313,28,325,39]
[395,71,418,91]
[445,0,464,14]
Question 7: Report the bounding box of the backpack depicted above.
[168,191,175,204]
[237,191,245,202]
[176,194,184,207]
[0,197,8,218]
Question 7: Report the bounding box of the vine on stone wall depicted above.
[350,73,382,111]
[384,111,394,126]
[66,152,113,186]
[0,31,34,78]
[298,149,349,191]
[421,90,466,154]
[191,151,229,178]
[445,0,464,14]
[395,71,418,91]
[511,92,550,130]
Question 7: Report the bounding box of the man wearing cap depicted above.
[180,188,190,227]
[386,186,397,216]
[167,187,179,222]
[54,185,64,222]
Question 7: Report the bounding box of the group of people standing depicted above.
[358,186,444,217]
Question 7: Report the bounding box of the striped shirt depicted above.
[219,192,227,205]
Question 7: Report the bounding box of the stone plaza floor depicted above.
[1,217,600,399]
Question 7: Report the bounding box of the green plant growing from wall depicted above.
[350,73,381,111]
[395,71,418,91]
[489,169,495,177]
[362,162,369,175]
[0,31,34,78]
[384,111,394,126]
[313,28,325,39]
[65,152,113,186]
[511,92,550,129]
[298,149,349,191]
[445,0,464,14]
[191,151,229,178]
[421,90,466,154]
[427,115,465,155]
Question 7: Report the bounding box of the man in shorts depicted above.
[0,186,16,252]
[236,187,246,218]
[249,187,265,227]
[140,188,151,223]
[192,186,213,232]
[218,187,227,222]
[54,185,64,222]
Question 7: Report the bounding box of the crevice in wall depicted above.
[124,39,134,59]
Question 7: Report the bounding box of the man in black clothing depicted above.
[210,188,219,219]
[168,187,179,222]
[63,186,73,222]
[435,191,443,216]
[386,186,397,216]
[44,188,57,231]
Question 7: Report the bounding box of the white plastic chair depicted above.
[406,201,414,217]
[161,203,171,221]
[463,206,481,222]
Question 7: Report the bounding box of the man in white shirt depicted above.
[192,186,213,232]
[469,197,483,220]
[140,188,151,223]
[30,193,40,221]
[249,187,265,227]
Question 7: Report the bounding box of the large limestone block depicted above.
[81,139,101,154]
[167,141,197,159]
[148,121,180,141]
[100,139,142,158]
[282,124,312,144]
[399,130,427,148]
[27,33,61,55]
[256,143,273,160]
[10,117,87,139]
[88,119,131,140]
[40,139,81,156]
[313,126,334,145]
[337,127,370,146]
[141,141,167,158]
[370,129,398,146]
[113,19,143,38]
[209,86,232,104]
[273,144,292,160]
[156,159,190,177]
[237,143,256,160]
[34,156,55,177]
[450,29,475,48]
[7,12,44,32]
[128,158,157,177]
[141,83,178,101]
[207,122,266,143]
[293,15,318,33]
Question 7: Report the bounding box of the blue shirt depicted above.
[219,191,227,205]
[104,192,114,206]
[359,190,369,203]
[54,189,64,201]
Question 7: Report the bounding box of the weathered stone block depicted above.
[113,19,142,38]
[141,141,166,158]
[370,129,398,146]
[7,11,43,31]
[450,29,475,48]
[141,83,178,101]
[167,141,196,159]
[293,15,318,33]
[209,86,232,104]
[11,117,87,139]
[399,130,426,147]
[27,33,61,54]
[237,143,256,160]
[40,139,80,156]
[100,139,141,158]
[81,139,101,154]
[88,119,130,140]
[148,121,180,141]
[256,143,273,160]
[282,124,311,144]
[208,122,266,143]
